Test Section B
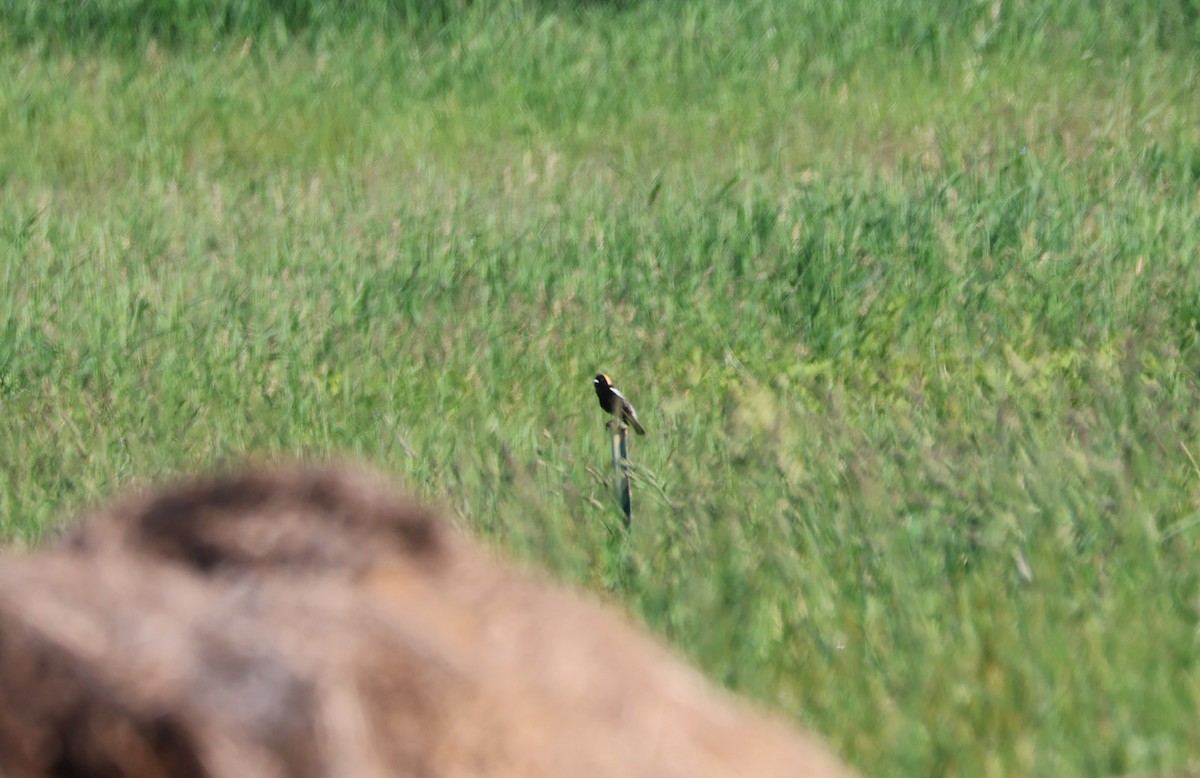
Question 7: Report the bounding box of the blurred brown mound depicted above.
[0,465,854,778]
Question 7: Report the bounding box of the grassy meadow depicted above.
[3,1,1200,774]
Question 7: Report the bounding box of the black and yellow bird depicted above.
[593,374,646,435]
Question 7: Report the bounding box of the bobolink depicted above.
[593,374,646,435]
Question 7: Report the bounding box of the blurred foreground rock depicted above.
[0,465,854,777]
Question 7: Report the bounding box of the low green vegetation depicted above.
[3,1,1200,774]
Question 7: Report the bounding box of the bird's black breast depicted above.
[594,387,618,414]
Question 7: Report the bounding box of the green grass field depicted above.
[3,1,1200,774]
